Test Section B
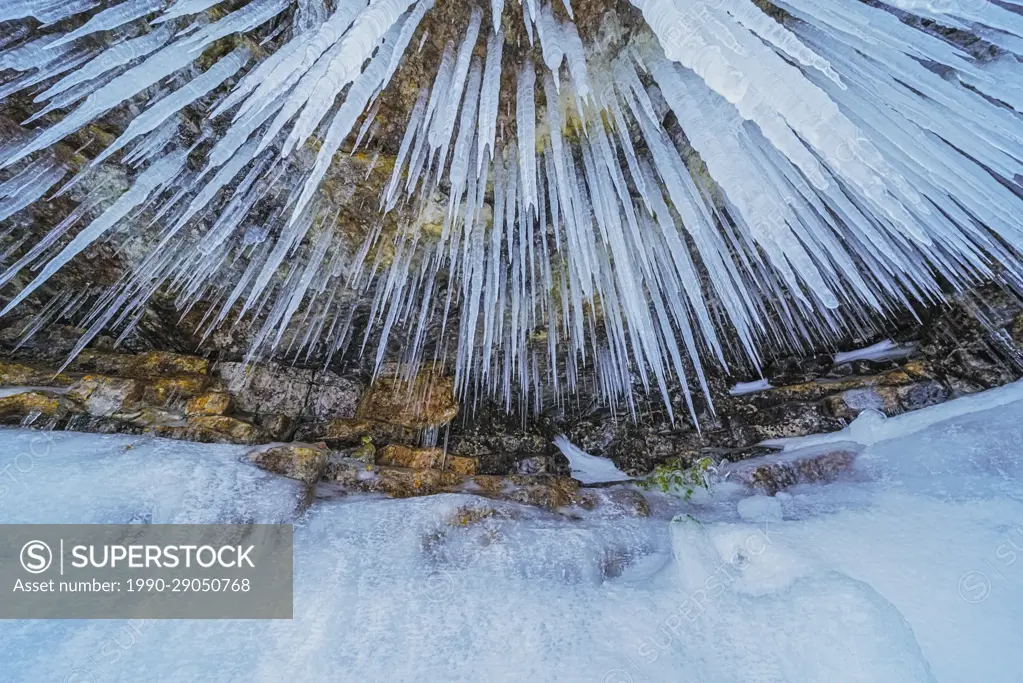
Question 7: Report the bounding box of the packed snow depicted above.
[0,382,1022,680]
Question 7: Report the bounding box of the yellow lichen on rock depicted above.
[0,391,65,419]
[185,392,233,416]
[376,444,476,474]
[0,360,75,387]
[143,375,208,406]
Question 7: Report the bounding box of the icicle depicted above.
[0,0,98,25]
[0,158,65,222]
[476,30,504,174]
[490,0,503,32]
[383,1,434,83]
[431,8,482,174]
[36,25,175,103]
[282,0,416,156]
[3,0,287,169]
[50,0,167,47]
[0,34,74,72]
[287,23,399,229]
[295,0,328,33]
[1,150,186,317]
[93,47,249,166]
[448,57,483,216]
[559,18,590,100]
[719,0,842,86]
[516,57,538,216]
[535,3,564,77]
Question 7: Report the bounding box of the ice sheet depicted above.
[1,381,1022,681]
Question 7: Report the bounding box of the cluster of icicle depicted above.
[1,0,1023,422]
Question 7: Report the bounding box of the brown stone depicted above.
[255,413,296,440]
[446,455,477,476]
[149,415,267,445]
[215,361,361,421]
[767,364,929,404]
[294,417,418,447]
[595,487,651,517]
[323,459,646,514]
[113,406,184,426]
[896,380,951,412]
[356,368,459,429]
[462,474,583,511]
[346,466,463,498]
[66,375,145,417]
[0,391,66,421]
[68,350,208,379]
[375,444,477,474]
[248,443,329,486]
[824,386,901,420]
[306,370,364,421]
[186,392,233,416]
[502,476,580,510]
[142,375,208,406]
[0,360,75,387]
[376,444,442,469]
[446,504,504,527]
[132,351,208,377]
[730,446,860,495]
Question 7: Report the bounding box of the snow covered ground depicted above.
[2,383,1023,682]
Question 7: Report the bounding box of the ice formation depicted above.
[553,434,633,483]
[1,0,1023,421]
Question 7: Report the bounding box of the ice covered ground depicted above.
[1,383,1022,682]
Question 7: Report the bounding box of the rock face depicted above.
[216,361,363,422]
[374,444,477,475]
[0,288,1020,488]
[186,392,233,416]
[0,391,65,421]
[0,360,75,387]
[295,417,418,449]
[355,368,459,429]
[151,416,268,445]
[66,375,145,417]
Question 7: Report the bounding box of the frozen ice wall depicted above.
[1,382,1022,681]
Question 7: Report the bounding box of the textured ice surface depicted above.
[2,383,1023,681]
[553,433,633,483]
[0,429,304,524]
[834,339,916,364]
[728,378,772,395]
